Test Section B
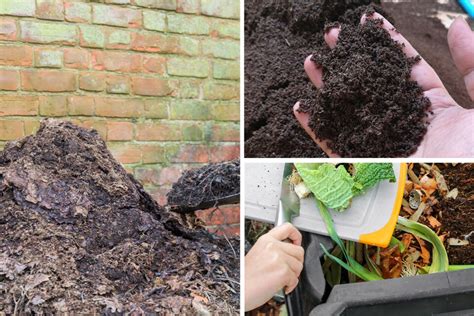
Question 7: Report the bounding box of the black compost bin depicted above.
[286,232,474,316]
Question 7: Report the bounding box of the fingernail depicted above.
[324,22,340,34]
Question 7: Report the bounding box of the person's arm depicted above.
[245,223,304,311]
[294,14,474,158]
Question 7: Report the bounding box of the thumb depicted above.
[293,102,340,158]
[447,16,474,101]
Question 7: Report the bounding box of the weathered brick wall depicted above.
[0,0,240,235]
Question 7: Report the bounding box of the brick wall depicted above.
[0,0,240,235]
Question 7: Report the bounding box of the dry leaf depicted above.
[427,216,441,229]
[414,236,430,264]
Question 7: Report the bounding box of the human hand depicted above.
[294,13,474,158]
[245,223,304,311]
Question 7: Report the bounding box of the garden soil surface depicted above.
[167,160,240,211]
[0,120,239,314]
[245,0,473,158]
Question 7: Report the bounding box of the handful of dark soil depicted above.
[167,160,240,212]
[299,15,430,157]
[0,120,239,314]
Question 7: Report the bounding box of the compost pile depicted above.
[167,160,240,211]
[0,120,239,314]
[245,0,470,157]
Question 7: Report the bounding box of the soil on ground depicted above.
[0,120,239,314]
[167,160,240,211]
[436,164,474,265]
[245,0,472,158]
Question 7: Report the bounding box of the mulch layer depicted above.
[0,120,239,314]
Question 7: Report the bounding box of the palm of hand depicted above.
[294,14,474,158]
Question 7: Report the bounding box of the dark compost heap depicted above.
[245,0,472,157]
[0,120,239,314]
[167,160,240,211]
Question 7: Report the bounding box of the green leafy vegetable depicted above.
[295,164,354,211]
[352,163,396,196]
[295,163,395,211]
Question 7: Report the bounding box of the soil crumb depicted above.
[0,120,239,314]
[300,15,430,157]
[167,160,240,210]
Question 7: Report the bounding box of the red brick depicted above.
[63,48,89,69]
[131,32,177,53]
[91,51,141,73]
[136,122,181,141]
[0,46,33,66]
[134,167,160,186]
[0,120,25,140]
[108,142,141,164]
[147,186,170,206]
[106,121,133,141]
[131,76,171,96]
[36,0,64,21]
[24,120,41,135]
[0,69,19,91]
[0,18,17,40]
[39,96,68,116]
[68,96,95,116]
[207,224,240,236]
[64,1,91,23]
[21,70,76,92]
[79,72,106,92]
[105,28,131,49]
[106,74,130,94]
[95,97,144,118]
[197,205,240,225]
[211,123,240,142]
[0,96,38,116]
[92,4,141,28]
[170,144,209,163]
[209,145,239,162]
[177,0,200,13]
[143,56,166,74]
[141,144,166,163]
[71,119,106,138]
[157,165,183,185]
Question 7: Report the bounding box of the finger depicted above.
[324,26,340,49]
[268,223,302,246]
[279,243,305,262]
[361,12,445,92]
[293,102,340,158]
[285,276,300,295]
[284,253,304,277]
[448,16,474,100]
[304,55,323,89]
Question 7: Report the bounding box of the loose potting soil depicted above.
[299,14,430,157]
[245,0,472,157]
[167,160,240,211]
[0,120,239,314]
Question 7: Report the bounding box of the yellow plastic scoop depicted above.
[245,163,407,248]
